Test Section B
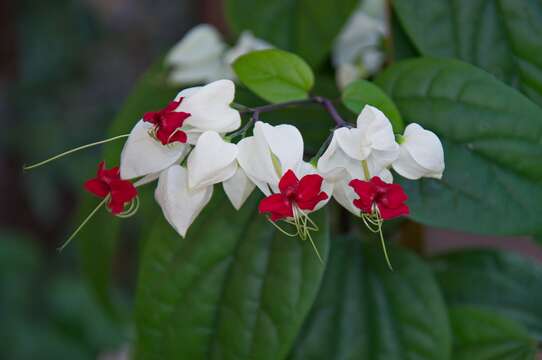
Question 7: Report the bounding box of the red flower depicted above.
[143,99,190,145]
[258,170,328,221]
[349,176,409,220]
[84,161,138,214]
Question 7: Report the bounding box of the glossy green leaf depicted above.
[76,58,178,319]
[341,79,404,132]
[432,249,542,340]
[290,236,451,360]
[226,0,358,67]
[376,58,542,235]
[233,49,314,103]
[393,0,542,106]
[134,190,330,360]
[450,306,536,360]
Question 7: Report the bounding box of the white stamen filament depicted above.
[58,196,109,252]
[24,134,130,170]
[267,205,323,264]
[361,207,393,270]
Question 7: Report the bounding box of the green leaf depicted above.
[376,58,542,235]
[341,79,404,132]
[226,0,358,67]
[393,0,542,106]
[290,236,451,360]
[134,190,330,359]
[76,58,178,319]
[233,49,314,103]
[449,306,536,360]
[432,249,542,340]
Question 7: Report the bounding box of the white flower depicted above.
[237,121,304,195]
[317,105,398,215]
[222,166,256,210]
[237,121,331,211]
[186,131,239,190]
[166,25,272,85]
[120,79,240,180]
[165,24,230,84]
[392,123,445,180]
[333,0,387,89]
[154,165,214,237]
[223,31,272,65]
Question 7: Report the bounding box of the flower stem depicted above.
[312,96,351,128]
[24,134,130,170]
[58,197,108,252]
[235,96,351,133]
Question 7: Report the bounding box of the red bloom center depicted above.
[84,161,138,215]
[349,176,409,220]
[258,169,328,221]
[143,99,190,145]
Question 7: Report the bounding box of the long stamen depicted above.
[292,206,323,264]
[267,218,298,237]
[58,196,108,252]
[362,210,393,270]
[24,134,130,170]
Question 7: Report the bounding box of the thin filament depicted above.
[58,197,108,252]
[24,134,129,170]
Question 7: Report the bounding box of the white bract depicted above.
[120,79,240,180]
[166,24,229,84]
[237,121,331,210]
[166,24,272,85]
[317,105,398,215]
[392,123,445,180]
[223,31,272,65]
[155,165,214,237]
[333,0,387,89]
[237,122,304,195]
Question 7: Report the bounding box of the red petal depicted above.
[381,184,408,208]
[258,194,293,221]
[96,161,106,176]
[278,169,299,194]
[107,199,125,215]
[143,111,159,124]
[84,178,109,198]
[294,174,327,211]
[155,128,170,145]
[297,191,328,211]
[110,180,137,203]
[296,174,324,199]
[160,112,190,131]
[168,130,187,144]
[378,203,409,220]
[164,100,181,112]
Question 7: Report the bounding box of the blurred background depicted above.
[1,0,541,359]
[0,0,204,358]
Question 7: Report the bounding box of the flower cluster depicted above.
[113,80,444,253]
[27,77,444,264]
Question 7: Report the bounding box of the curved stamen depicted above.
[24,134,130,171]
[266,206,324,264]
[115,196,140,218]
